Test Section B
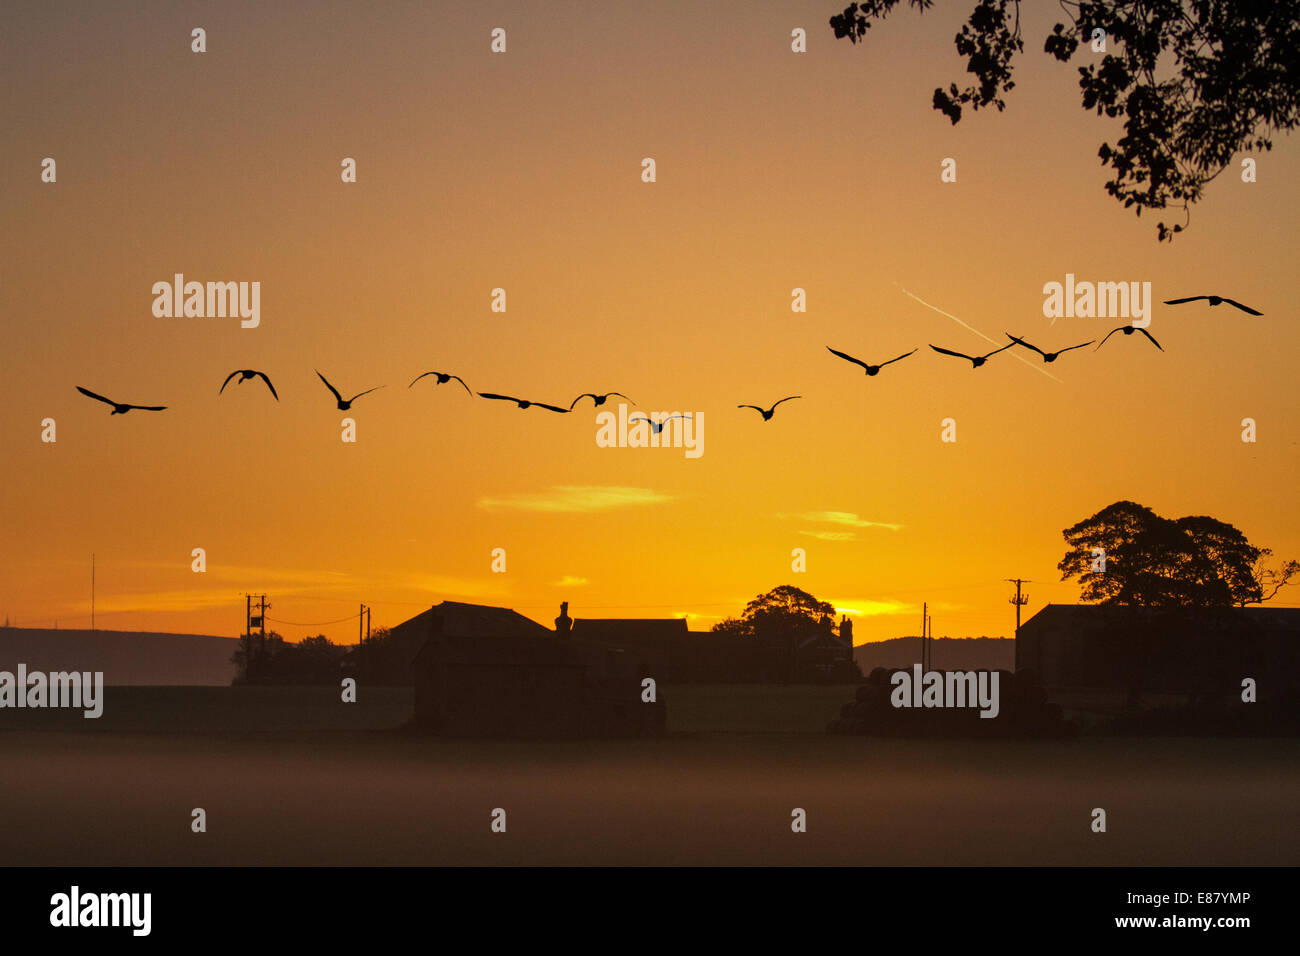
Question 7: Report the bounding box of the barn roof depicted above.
[1020,603,1300,633]
[392,601,550,639]
[390,601,552,663]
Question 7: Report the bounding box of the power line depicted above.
[265,613,361,627]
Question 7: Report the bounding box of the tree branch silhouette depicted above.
[830,0,1300,241]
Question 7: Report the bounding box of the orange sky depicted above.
[2,1,1296,645]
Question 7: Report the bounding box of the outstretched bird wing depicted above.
[1223,298,1262,315]
[570,393,598,409]
[981,341,1015,358]
[826,347,869,370]
[123,403,167,411]
[1163,296,1209,305]
[737,404,764,413]
[532,401,571,413]
[449,375,472,395]
[1137,327,1163,351]
[255,372,279,400]
[76,386,117,407]
[219,371,240,394]
[772,396,802,408]
[1006,334,1046,357]
[881,349,918,366]
[347,386,385,403]
[606,391,631,402]
[478,392,524,405]
[316,371,343,403]
[408,371,437,388]
[929,345,974,361]
[1094,327,1124,350]
[1058,340,1095,354]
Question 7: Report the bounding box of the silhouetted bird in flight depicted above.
[1005,334,1094,363]
[928,343,1013,368]
[1095,325,1163,352]
[738,397,801,421]
[316,371,384,410]
[570,392,633,409]
[219,369,278,400]
[629,413,689,434]
[76,386,166,415]
[1163,295,1261,315]
[409,371,472,395]
[478,392,570,413]
[827,346,917,376]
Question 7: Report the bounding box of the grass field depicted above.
[0,683,851,735]
[2,685,1295,865]
[0,684,415,734]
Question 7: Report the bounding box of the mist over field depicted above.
[2,731,1293,865]
[1,686,1294,865]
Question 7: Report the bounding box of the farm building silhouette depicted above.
[405,601,665,738]
[1016,604,1300,697]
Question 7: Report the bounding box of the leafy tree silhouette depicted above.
[712,585,842,682]
[231,631,347,684]
[1058,500,1296,607]
[830,0,1300,240]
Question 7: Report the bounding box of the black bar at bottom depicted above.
[1,866,1284,943]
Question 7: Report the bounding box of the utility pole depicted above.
[243,594,252,682]
[91,554,95,634]
[355,603,371,682]
[243,595,269,679]
[1007,578,1030,671]
[257,595,268,657]
[927,610,934,670]
[920,602,928,670]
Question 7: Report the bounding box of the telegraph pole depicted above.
[257,595,269,660]
[920,602,929,670]
[243,594,252,681]
[243,594,269,679]
[927,610,934,670]
[91,553,95,634]
[359,603,369,647]
[1007,578,1030,670]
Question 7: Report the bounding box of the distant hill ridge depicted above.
[0,627,238,685]
[853,636,1014,674]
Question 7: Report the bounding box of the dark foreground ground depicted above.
[1,686,1296,865]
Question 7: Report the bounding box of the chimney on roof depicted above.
[555,601,572,637]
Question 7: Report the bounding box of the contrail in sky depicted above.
[897,284,1063,383]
